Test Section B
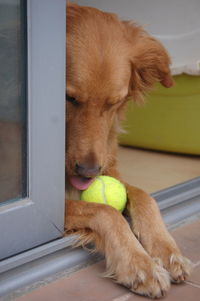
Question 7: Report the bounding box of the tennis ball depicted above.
[80,176,127,212]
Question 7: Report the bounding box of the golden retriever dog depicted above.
[65,3,192,298]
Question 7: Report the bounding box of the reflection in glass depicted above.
[0,0,27,203]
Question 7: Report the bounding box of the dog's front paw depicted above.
[130,262,170,299]
[150,239,193,283]
[166,253,192,283]
[107,252,170,299]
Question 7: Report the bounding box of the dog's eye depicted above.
[66,94,79,106]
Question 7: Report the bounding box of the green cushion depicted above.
[119,75,200,155]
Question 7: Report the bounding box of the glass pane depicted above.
[0,0,27,203]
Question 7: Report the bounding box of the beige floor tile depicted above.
[171,220,200,264]
[118,146,200,193]
[189,265,200,285]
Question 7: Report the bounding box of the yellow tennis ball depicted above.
[80,176,127,212]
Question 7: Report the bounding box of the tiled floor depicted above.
[16,220,200,301]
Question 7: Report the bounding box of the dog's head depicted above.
[66,3,173,190]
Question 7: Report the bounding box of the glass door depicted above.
[0,0,27,204]
[0,0,66,260]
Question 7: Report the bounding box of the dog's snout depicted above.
[75,163,101,178]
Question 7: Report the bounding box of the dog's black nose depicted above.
[75,163,101,178]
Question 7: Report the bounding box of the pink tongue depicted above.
[69,176,95,190]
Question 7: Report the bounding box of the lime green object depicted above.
[119,75,200,155]
[80,176,127,212]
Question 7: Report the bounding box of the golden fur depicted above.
[65,3,192,298]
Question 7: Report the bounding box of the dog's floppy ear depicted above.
[124,22,174,103]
